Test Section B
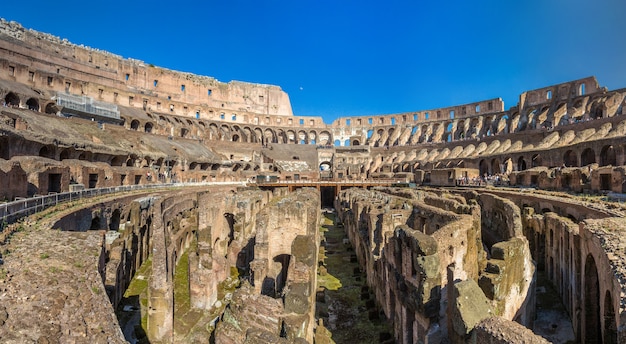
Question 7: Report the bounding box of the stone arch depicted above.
[600,145,616,166]
[491,158,501,175]
[276,130,287,144]
[4,92,19,107]
[584,254,601,343]
[130,119,140,131]
[297,130,307,144]
[352,139,360,146]
[78,151,92,161]
[59,148,72,160]
[318,131,331,145]
[45,102,59,114]
[218,124,230,141]
[581,148,596,166]
[254,128,264,143]
[517,156,527,171]
[563,150,578,167]
[308,130,317,144]
[208,123,219,140]
[455,120,466,140]
[126,155,137,167]
[264,128,277,143]
[144,122,154,133]
[39,145,56,159]
[531,154,542,168]
[26,98,39,111]
[243,126,253,143]
[111,155,126,167]
[181,127,190,138]
[591,104,606,120]
[479,159,489,177]
[232,125,243,141]
[497,115,509,134]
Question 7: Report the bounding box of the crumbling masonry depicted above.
[0,19,626,343]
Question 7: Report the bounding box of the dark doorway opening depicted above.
[320,186,336,208]
[88,174,98,188]
[600,174,611,191]
[48,173,62,193]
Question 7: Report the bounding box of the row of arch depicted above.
[2,87,623,151]
[127,116,334,145]
[364,142,624,178]
[365,97,622,148]
[0,137,259,174]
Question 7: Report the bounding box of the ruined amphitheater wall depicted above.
[336,188,492,343]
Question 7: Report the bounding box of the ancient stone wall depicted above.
[249,187,320,342]
[336,188,503,343]
[0,160,26,200]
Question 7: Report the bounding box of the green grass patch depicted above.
[123,257,152,298]
[317,272,342,290]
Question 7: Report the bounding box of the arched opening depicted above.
[111,155,125,167]
[38,145,55,159]
[592,106,604,120]
[80,151,93,161]
[232,134,240,142]
[517,156,527,171]
[4,92,19,107]
[352,139,360,146]
[581,148,596,166]
[319,161,332,171]
[563,150,578,167]
[181,128,189,138]
[491,158,501,175]
[600,145,616,166]
[584,254,601,343]
[26,98,39,111]
[45,103,59,114]
[479,159,489,177]
[333,139,341,146]
[90,216,102,230]
[144,122,154,133]
[531,154,542,168]
[130,120,140,130]
[59,149,71,160]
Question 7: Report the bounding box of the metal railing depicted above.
[255,178,410,185]
[54,93,120,119]
[0,181,246,230]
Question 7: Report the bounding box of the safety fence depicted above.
[0,182,246,230]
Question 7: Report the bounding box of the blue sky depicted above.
[2,0,625,123]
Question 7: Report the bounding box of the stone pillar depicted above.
[147,198,173,342]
